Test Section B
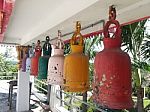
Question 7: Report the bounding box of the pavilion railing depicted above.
[33,78,109,112]
[34,78,48,94]
[0,72,17,80]
[56,89,109,112]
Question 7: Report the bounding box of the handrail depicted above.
[56,90,109,112]
[56,96,81,111]
[0,72,17,80]
[34,78,48,85]
[34,83,48,93]
[33,79,110,112]
[0,72,18,73]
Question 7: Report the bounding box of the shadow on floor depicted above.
[0,92,16,112]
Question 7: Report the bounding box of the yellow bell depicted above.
[64,21,89,92]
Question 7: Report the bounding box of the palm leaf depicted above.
[122,20,147,58]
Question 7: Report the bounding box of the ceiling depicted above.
[3,0,150,45]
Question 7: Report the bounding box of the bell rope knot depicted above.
[56,30,64,49]
[70,21,83,46]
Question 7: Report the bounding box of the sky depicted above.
[146,20,150,35]
[0,45,18,62]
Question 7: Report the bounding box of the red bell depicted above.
[93,19,133,109]
[31,40,42,76]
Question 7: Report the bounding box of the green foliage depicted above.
[132,60,150,72]
[122,20,147,56]
[122,19,150,86]
[84,36,102,86]
[0,47,18,80]
[122,19,150,111]
[34,79,48,94]
[145,87,150,98]
[84,35,102,60]
[64,43,71,55]
[0,53,18,73]
[141,34,150,61]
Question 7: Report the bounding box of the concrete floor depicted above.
[0,80,49,112]
[0,80,16,112]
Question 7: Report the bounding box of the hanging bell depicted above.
[31,40,42,76]
[93,18,133,108]
[63,22,89,92]
[38,36,52,79]
[26,43,35,73]
[47,30,64,85]
[22,46,29,72]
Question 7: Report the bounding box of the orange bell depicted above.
[63,21,89,92]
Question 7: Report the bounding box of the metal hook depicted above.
[76,21,81,33]
[56,30,64,49]
[46,36,50,42]
[109,5,116,20]
[71,21,83,46]
[58,30,61,39]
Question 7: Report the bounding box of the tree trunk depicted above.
[137,86,144,112]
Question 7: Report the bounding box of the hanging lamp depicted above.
[47,30,64,85]
[38,36,52,79]
[63,21,89,92]
[93,6,133,109]
[31,40,42,76]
